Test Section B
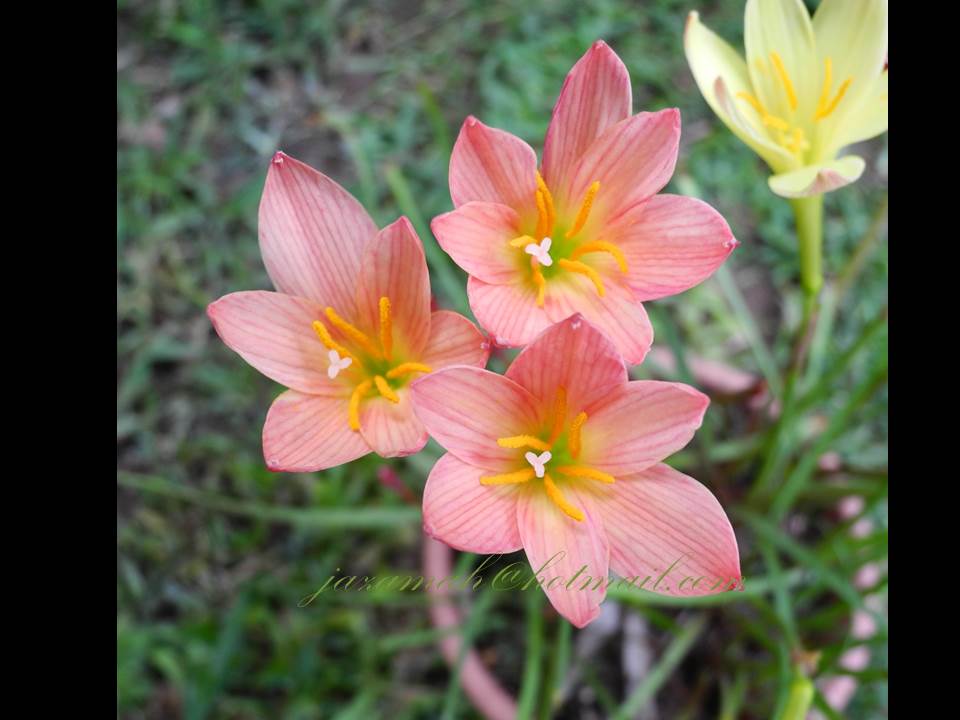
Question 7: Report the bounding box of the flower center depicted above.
[310,296,432,432]
[477,386,615,522]
[737,53,852,161]
[507,172,629,308]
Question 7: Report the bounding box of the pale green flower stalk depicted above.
[684,0,887,299]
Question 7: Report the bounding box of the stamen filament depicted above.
[348,379,373,431]
[379,296,393,361]
[544,474,585,522]
[548,387,567,444]
[531,257,546,307]
[570,241,628,273]
[497,435,552,452]
[769,51,798,111]
[385,362,432,379]
[374,375,399,403]
[312,320,356,363]
[555,465,615,484]
[565,181,600,239]
[325,307,380,358]
[480,468,536,485]
[510,234,537,248]
[535,171,556,235]
[568,411,588,459]
[557,258,605,297]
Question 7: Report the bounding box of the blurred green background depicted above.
[117,0,887,717]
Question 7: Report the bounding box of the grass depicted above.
[118,0,888,717]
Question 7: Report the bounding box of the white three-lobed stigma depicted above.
[525,450,552,478]
[525,237,553,266]
[327,350,352,379]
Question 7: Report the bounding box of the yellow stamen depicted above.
[385,362,432,379]
[548,386,567,444]
[762,114,790,131]
[510,234,537,248]
[769,51,798,111]
[565,181,600,240]
[312,320,355,362]
[535,172,556,235]
[497,435,552,452]
[374,375,400,403]
[813,78,853,120]
[816,56,834,118]
[534,191,548,240]
[348,379,373,431]
[479,468,536,485]
[324,307,380,358]
[555,465,615,484]
[531,257,546,307]
[736,90,767,115]
[785,126,808,155]
[544,474,584,522]
[379,296,393,361]
[568,411,588,459]
[570,241,628,274]
[557,258,605,297]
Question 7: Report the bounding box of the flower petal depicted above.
[832,69,888,152]
[712,76,796,172]
[505,314,627,414]
[358,389,428,458]
[423,453,523,553]
[356,216,432,357]
[409,367,543,471]
[449,116,539,217]
[812,0,887,158]
[517,484,609,628]
[813,0,887,111]
[259,152,377,313]
[544,276,654,366]
[207,291,343,396]
[610,194,738,301]
[768,155,865,198]
[744,0,817,122]
[431,201,523,285]
[596,463,741,595]
[683,13,794,171]
[542,40,632,199]
[262,390,369,472]
[467,275,553,348]
[580,381,709,476]
[564,109,680,227]
[420,310,491,369]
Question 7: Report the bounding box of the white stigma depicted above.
[327,350,352,379]
[525,450,552,478]
[524,237,553,267]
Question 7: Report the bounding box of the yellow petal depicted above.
[768,155,865,198]
[812,0,887,155]
[833,69,887,152]
[744,0,817,121]
[684,12,794,172]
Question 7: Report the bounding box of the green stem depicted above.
[790,195,824,300]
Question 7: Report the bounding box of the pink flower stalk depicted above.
[207,152,489,471]
[409,314,741,627]
[432,40,739,365]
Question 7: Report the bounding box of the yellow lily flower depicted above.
[685,0,887,199]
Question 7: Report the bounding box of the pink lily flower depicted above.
[432,40,739,365]
[409,314,741,627]
[207,152,489,471]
